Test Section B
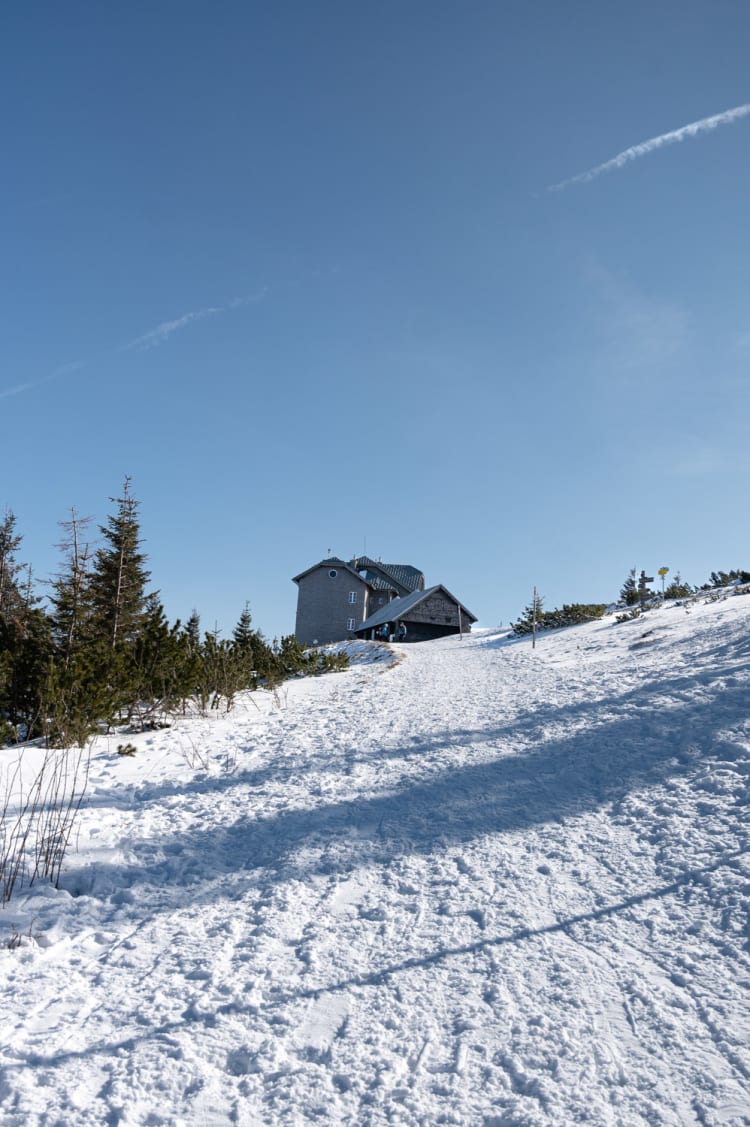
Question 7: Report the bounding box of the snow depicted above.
[1,593,750,1125]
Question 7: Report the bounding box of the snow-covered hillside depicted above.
[2,595,749,1125]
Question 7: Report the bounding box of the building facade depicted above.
[293,555,475,645]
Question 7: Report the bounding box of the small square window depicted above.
[346,617,356,631]
[348,591,357,604]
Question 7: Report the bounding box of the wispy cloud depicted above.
[228,286,269,309]
[125,288,269,350]
[3,286,268,400]
[548,102,750,192]
[0,360,85,401]
[126,305,224,351]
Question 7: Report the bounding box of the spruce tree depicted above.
[232,602,254,653]
[232,602,256,681]
[129,595,190,725]
[620,569,639,606]
[0,509,24,618]
[511,592,544,636]
[89,478,151,650]
[49,508,94,665]
[184,609,201,651]
[0,603,52,738]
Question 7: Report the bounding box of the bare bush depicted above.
[1,742,90,905]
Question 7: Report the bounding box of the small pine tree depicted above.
[663,573,693,599]
[707,568,750,589]
[128,595,190,725]
[232,602,258,687]
[232,602,255,655]
[620,569,638,606]
[184,609,201,651]
[511,592,544,636]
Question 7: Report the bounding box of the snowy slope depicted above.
[1,595,749,1126]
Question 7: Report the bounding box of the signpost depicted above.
[658,566,669,596]
[638,570,654,608]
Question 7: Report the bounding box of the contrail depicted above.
[2,288,268,400]
[0,361,84,401]
[548,102,750,191]
[126,305,224,350]
[125,289,268,350]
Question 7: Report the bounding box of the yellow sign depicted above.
[658,567,669,576]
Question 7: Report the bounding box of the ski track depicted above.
[1,600,750,1125]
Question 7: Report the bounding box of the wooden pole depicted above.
[532,586,537,649]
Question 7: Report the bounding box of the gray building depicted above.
[293,555,476,645]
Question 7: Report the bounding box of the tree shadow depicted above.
[8,849,746,1079]
[282,847,749,1003]
[64,666,750,907]
[79,628,750,820]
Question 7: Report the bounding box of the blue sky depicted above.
[3,2,749,636]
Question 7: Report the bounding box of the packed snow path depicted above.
[1,598,749,1125]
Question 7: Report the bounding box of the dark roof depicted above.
[293,555,424,595]
[379,564,423,592]
[350,556,424,594]
[292,558,364,584]
[365,575,399,592]
[356,585,477,631]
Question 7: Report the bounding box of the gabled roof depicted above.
[356,585,477,631]
[292,559,366,585]
[293,555,423,595]
[350,556,424,594]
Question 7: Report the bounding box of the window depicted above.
[329,569,338,578]
[348,591,357,604]
[347,618,356,631]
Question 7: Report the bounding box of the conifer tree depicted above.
[89,478,151,650]
[511,592,544,636]
[232,602,257,683]
[620,569,639,606]
[127,594,191,724]
[0,601,52,737]
[184,609,201,651]
[232,602,254,654]
[663,573,693,599]
[49,508,94,665]
[0,509,24,618]
[707,568,750,588]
